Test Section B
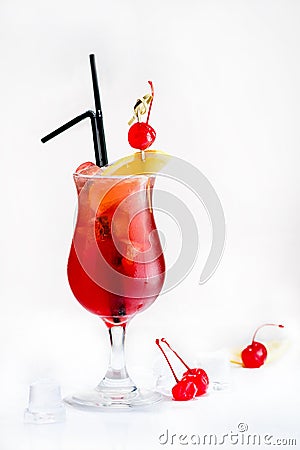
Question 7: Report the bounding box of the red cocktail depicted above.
[65,165,166,408]
[68,171,165,326]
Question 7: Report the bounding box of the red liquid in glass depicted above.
[67,175,165,327]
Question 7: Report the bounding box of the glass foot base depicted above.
[64,387,162,410]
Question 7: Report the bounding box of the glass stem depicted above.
[98,325,136,392]
[107,325,129,379]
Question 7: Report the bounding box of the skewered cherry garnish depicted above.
[241,323,284,368]
[161,338,209,396]
[128,81,156,150]
[155,339,197,401]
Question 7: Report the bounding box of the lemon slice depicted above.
[101,150,171,176]
[230,339,291,366]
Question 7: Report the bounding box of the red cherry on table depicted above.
[172,379,198,401]
[182,368,209,397]
[241,342,267,368]
[161,338,209,397]
[155,338,209,401]
[155,339,197,401]
[128,122,156,150]
[241,323,284,368]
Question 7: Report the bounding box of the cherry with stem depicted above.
[161,338,209,396]
[128,81,156,151]
[241,323,284,368]
[155,339,197,401]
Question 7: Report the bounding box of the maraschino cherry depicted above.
[241,323,284,368]
[156,338,209,400]
[155,339,197,401]
[128,81,156,150]
[161,338,209,397]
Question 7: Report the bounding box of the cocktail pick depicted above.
[41,54,108,168]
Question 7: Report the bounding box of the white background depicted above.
[0,0,300,449]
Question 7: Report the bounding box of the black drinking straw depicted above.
[89,54,108,167]
[41,54,108,168]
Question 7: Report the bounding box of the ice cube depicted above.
[24,378,66,424]
[75,161,102,176]
[74,162,102,194]
[194,350,230,390]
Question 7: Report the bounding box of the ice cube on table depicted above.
[194,350,230,390]
[24,378,66,424]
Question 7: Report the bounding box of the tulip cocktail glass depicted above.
[65,165,165,409]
